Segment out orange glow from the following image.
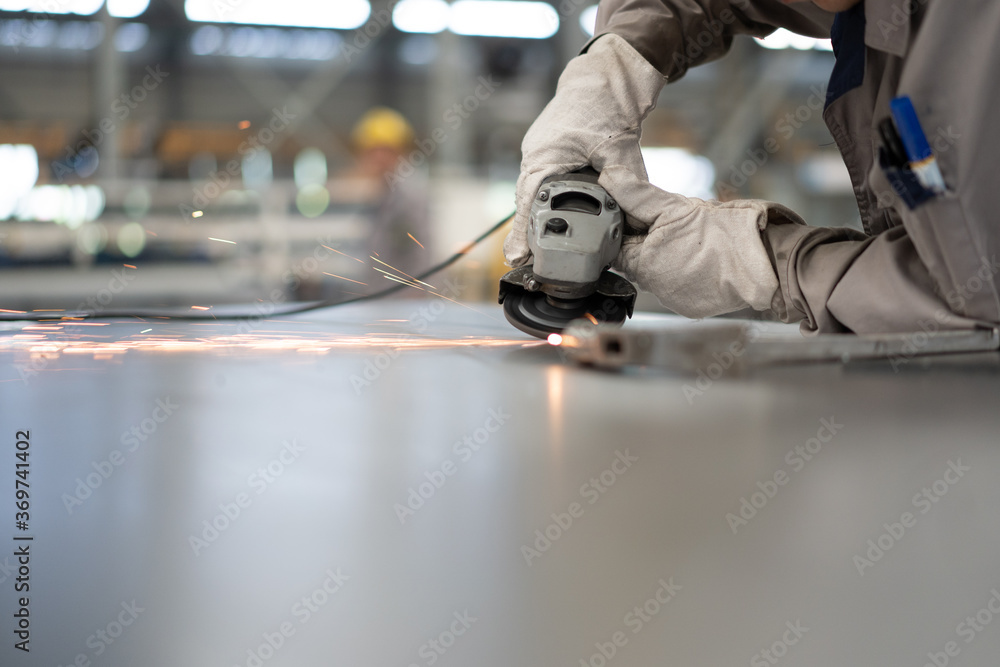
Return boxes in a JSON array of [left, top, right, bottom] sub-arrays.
[[238, 120, 251, 129], [546, 365, 565, 453], [0, 325, 536, 367]]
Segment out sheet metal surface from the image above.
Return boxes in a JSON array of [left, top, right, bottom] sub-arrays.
[[1, 302, 998, 666]]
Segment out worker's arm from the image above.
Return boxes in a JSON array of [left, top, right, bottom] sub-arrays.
[[592, 0, 832, 80], [505, 0, 832, 269], [759, 0, 1000, 334]]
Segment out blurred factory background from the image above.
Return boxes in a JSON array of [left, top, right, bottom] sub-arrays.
[[0, 0, 859, 312]]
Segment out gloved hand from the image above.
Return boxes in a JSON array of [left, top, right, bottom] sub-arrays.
[[504, 33, 665, 267], [602, 167, 805, 319]]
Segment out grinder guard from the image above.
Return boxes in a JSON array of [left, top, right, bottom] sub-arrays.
[[498, 170, 637, 338]]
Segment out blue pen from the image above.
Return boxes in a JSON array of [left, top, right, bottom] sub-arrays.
[[889, 96, 947, 194]]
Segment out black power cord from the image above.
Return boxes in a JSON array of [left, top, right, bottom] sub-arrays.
[[0, 214, 514, 322]]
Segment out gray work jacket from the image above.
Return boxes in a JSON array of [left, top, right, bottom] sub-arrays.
[[593, 0, 1000, 333]]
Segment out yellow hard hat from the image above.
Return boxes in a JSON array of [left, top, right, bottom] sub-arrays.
[[351, 107, 414, 152]]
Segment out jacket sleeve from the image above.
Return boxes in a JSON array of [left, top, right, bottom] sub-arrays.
[[592, 0, 833, 80], [763, 0, 1000, 334]]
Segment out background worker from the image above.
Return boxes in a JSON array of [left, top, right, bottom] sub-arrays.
[[506, 0, 1000, 334], [337, 107, 431, 291]]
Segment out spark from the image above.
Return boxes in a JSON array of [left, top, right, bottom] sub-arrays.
[[584, 313, 599, 325], [322, 272, 367, 286], [321, 245, 366, 264], [372, 266, 419, 285], [191, 211, 203, 219], [141, 329, 152, 333], [238, 120, 251, 129], [123, 264, 137, 269], [208, 237, 236, 244], [407, 233, 424, 249], [547, 333, 563, 345], [369, 256, 435, 289], [191, 306, 211, 311], [147, 230, 158, 236], [0, 309, 26, 313], [33, 309, 64, 312], [383, 274, 425, 290]]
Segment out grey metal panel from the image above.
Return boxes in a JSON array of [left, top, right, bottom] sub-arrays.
[[1, 302, 999, 666]]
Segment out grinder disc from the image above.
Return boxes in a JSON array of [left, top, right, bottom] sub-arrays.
[[502, 291, 627, 339]]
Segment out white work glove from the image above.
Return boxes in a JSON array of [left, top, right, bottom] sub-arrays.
[[604, 167, 804, 319], [509, 32, 798, 319], [504, 33, 665, 266]]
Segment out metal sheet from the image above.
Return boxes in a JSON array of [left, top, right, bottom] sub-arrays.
[[1, 304, 1000, 666]]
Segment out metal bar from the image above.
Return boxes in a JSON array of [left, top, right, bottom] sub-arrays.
[[561, 321, 1000, 372]]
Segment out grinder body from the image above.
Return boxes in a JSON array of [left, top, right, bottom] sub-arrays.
[[498, 170, 637, 338]]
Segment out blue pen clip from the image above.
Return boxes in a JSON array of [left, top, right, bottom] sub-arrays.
[[889, 96, 947, 194]]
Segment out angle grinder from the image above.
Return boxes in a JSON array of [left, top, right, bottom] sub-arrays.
[[498, 169, 637, 339]]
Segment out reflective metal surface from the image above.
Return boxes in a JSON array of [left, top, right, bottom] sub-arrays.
[[2, 304, 999, 666]]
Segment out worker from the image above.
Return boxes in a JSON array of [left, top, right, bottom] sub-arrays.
[[506, 0, 1000, 334], [342, 107, 431, 288]]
